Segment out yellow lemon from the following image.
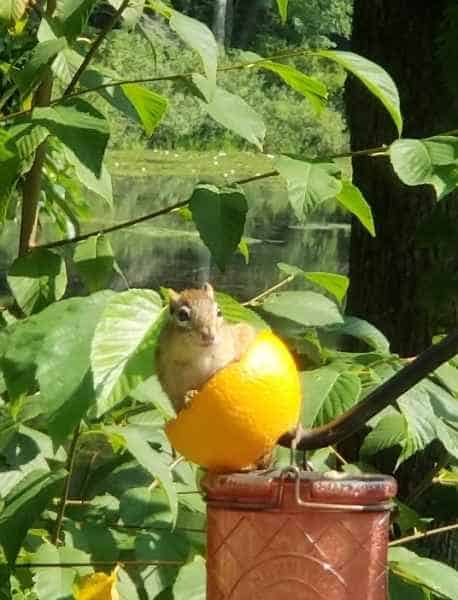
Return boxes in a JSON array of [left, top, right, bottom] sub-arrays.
[[165, 330, 301, 471]]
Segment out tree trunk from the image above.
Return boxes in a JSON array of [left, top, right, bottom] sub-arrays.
[[212, 0, 227, 46], [346, 1, 455, 356]]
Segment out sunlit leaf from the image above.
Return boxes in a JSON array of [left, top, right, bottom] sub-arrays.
[[389, 547, 458, 599], [170, 11, 217, 88], [275, 0, 288, 23], [7, 249, 67, 315], [360, 412, 406, 457], [278, 263, 349, 303], [261, 290, 343, 328], [274, 155, 342, 221], [91, 289, 164, 417], [317, 50, 403, 135], [215, 292, 269, 330], [390, 137, 458, 200], [173, 556, 206, 600], [336, 180, 375, 236], [190, 184, 248, 271], [193, 74, 266, 150], [0, 0, 31, 25], [121, 84, 168, 137]]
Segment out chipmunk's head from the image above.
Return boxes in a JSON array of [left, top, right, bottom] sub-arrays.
[[168, 283, 223, 347]]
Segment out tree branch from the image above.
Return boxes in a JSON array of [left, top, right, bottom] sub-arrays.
[[389, 522, 458, 547], [64, 0, 130, 96]]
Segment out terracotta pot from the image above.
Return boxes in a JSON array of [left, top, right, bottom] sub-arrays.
[[203, 468, 397, 600]]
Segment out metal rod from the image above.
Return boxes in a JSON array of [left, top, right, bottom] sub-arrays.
[[279, 330, 458, 451]]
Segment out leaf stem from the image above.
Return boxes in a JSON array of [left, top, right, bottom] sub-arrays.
[[243, 274, 295, 306], [52, 424, 80, 545], [389, 522, 458, 547]]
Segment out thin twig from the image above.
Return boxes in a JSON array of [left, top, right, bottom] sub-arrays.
[[243, 275, 295, 306], [14, 559, 184, 568], [64, 0, 130, 96], [389, 522, 458, 547], [52, 425, 80, 545], [328, 445, 348, 465]]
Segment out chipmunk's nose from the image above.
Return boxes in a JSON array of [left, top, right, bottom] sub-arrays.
[[201, 328, 215, 345]]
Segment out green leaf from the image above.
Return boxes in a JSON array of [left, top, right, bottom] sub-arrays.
[[110, 425, 178, 524], [0, 468, 66, 563], [193, 74, 266, 150], [215, 292, 269, 331], [389, 547, 458, 599], [130, 376, 175, 418], [59, 0, 99, 40], [275, 0, 288, 23], [258, 61, 327, 112], [91, 289, 164, 417], [390, 137, 458, 200], [0, 129, 20, 223], [360, 412, 407, 457], [120, 486, 166, 526], [170, 11, 217, 88], [0, 292, 114, 443], [317, 50, 403, 135], [312, 370, 362, 427], [336, 180, 375, 236], [121, 84, 168, 137], [0, 0, 30, 25], [13, 38, 67, 95], [7, 249, 67, 315], [173, 556, 206, 600], [189, 184, 248, 271], [389, 572, 429, 600], [32, 100, 109, 177], [274, 155, 342, 221], [277, 263, 349, 303], [32, 544, 91, 599], [73, 235, 114, 293], [300, 366, 340, 427], [7, 123, 49, 163], [324, 316, 390, 352], [434, 361, 458, 396], [397, 387, 438, 465], [261, 290, 343, 328], [62, 145, 113, 205]]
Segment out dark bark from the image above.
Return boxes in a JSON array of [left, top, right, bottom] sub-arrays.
[[346, 1, 457, 356]]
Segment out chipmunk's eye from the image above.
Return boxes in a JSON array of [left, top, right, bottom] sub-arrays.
[[176, 307, 191, 323]]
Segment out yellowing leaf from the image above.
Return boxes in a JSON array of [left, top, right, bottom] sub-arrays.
[[75, 568, 119, 600]]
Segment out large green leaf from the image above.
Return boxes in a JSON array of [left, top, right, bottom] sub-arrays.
[[300, 366, 341, 427], [0, 292, 114, 442], [277, 262, 349, 303], [59, 0, 99, 40], [13, 38, 67, 95], [274, 155, 342, 221], [258, 61, 327, 112], [121, 84, 168, 137], [317, 50, 403, 135], [91, 289, 164, 417], [390, 137, 458, 200], [434, 361, 458, 396], [32, 545, 92, 599], [0, 129, 20, 223], [397, 387, 437, 465], [193, 74, 266, 150], [7, 249, 67, 315], [0, 0, 30, 24], [389, 547, 458, 599], [0, 468, 66, 563], [110, 425, 178, 524], [7, 122, 49, 163], [389, 572, 429, 599], [360, 412, 407, 457], [215, 292, 269, 330], [324, 316, 390, 352], [276, 0, 288, 23], [173, 556, 206, 600], [189, 184, 248, 271], [170, 11, 217, 88], [261, 290, 343, 328], [73, 235, 114, 293], [336, 180, 375, 236], [62, 146, 113, 205], [32, 100, 109, 177]]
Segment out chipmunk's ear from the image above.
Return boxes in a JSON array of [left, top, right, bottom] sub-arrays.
[[168, 288, 180, 309], [202, 282, 214, 299]]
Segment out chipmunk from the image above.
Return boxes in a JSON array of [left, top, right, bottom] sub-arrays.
[[156, 283, 257, 414]]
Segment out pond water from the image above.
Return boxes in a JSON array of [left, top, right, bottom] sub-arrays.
[[0, 151, 350, 300]]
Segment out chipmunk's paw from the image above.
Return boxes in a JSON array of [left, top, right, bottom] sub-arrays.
[[184, 389, 198, 407]]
